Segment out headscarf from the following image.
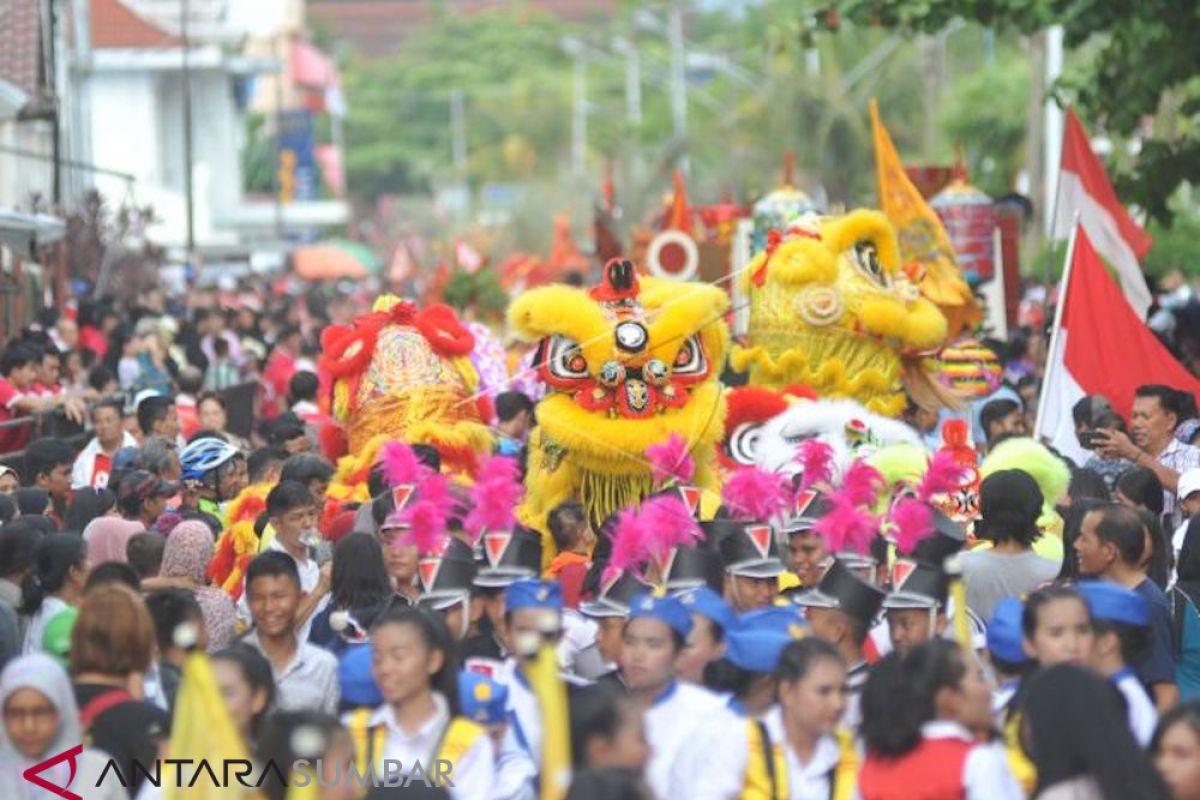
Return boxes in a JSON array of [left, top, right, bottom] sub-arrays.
[[0, 654, 83, 799], [161, 520, 235, 650], [82, 517, 143, 565], [14, 488, 50, 517]]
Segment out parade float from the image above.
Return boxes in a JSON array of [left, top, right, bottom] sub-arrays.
[[507, 257, 730, 538]]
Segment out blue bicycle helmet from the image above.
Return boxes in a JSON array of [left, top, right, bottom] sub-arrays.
[[180, 437, 242, 484]]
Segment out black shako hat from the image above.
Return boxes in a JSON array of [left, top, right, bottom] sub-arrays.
[[793, 557, 885, 628], [473, 525, 543, 588], [712, 518, 786, 579], [882, 559, 948, 610], [779, 489, 832, 535], [417, 538, 477, 611], [579, 570, 653, 619]]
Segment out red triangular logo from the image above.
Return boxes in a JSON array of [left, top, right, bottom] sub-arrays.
[[23, 744, 82, 800], [418, 556, 442, 593], [890, 559, 917, 590], [679, 486, 702, 517], [392, 484, 415, 512], [746, 525, 772, 558], [484, 532, 512, 567], [794, 489, 817, 517]]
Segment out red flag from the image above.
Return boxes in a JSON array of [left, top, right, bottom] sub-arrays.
[[1052, 109, 1153, 316], [1036, 225, 1200, 463]]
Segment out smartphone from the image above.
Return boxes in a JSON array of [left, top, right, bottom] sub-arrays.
[[1079, 430, 1105, 450]]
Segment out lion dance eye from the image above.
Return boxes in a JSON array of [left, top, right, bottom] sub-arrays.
[[671, 335, 708, 377], [546, 336, 590, 381], [853, 241, 889, 287]]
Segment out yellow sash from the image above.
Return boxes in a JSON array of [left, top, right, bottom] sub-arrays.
[[1003, 712, 1037, 795], [742, 719, 858, 800], [348, 707, 485, 797]]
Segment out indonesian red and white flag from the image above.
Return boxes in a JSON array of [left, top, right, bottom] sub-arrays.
[[1051, 109, 1154, 318], [1036, 225, 1200, 464]]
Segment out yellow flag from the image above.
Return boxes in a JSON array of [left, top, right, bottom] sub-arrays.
[[869, 99, 981, 338], [526, 640, 571, 800], [163, 651, 262, 800]]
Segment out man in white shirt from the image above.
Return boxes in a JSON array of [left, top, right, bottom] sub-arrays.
[[242, 550, 339, 715], [235, 480, 330, 642], [71, 398, 137, 489]]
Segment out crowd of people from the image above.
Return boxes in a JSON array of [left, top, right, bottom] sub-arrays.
[[0, 274, 1197, 800]]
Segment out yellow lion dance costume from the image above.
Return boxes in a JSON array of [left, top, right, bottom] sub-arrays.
[[318, 296, 494, 501], [732, 210, 953, 417], [508, 259, 729, 538]]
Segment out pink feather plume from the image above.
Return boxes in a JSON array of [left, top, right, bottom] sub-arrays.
[[645, 434, 696, 487], [639, 495, 703, 562], [722, 466, 791, 522], [381, 441, 432, 488], [841, 460, 885, 508], [602, 507, 649, 584], [890, 497, 935, 555], [795, 439, 835, 490], [464, 456, 524, 543], [813, 491, 879, 556], [416, 472, 456, 519], [917, 450, 967, 502], [397, 500, 448, 555]]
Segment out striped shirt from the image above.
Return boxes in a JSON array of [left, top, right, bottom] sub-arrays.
[[1159, 438, 1200, 519]]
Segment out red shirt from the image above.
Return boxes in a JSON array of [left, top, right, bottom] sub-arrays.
[[262, 350, 297, 418], [859, 737, 972, 800], [0, 378, 30, 454]]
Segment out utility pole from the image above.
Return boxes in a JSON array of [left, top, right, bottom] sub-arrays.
[[612, 37, 642, 126], [181, 0, 196, 255], [450, 89, 467, 175], [668, 2, 688, 173], [562, 36, 587, 175], [1043, 25, 1065, 237]]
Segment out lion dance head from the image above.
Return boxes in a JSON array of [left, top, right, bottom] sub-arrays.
[[732, 210, 954, 417], [508, 259, 729, 535]]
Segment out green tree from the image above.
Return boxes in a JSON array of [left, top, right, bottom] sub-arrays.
[[833, 0, 1200, 225]]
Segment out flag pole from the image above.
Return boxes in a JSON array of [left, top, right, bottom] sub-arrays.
[[1034, 211, 1081, 439]]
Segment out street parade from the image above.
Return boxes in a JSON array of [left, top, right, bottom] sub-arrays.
[[1, 1, 1199, 798]]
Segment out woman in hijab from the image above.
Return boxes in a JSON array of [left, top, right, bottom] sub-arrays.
[[63, 487, 118, 535], [160, 520, 235, 650], [1171, 517, 1200, 701], [0, 654, 125, 799], [82, 517, 143, 565]]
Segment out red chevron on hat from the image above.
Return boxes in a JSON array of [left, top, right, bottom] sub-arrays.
[[418, 556, 442, 593], [746, 524, 772, 559], [483, 531, 512, 567]]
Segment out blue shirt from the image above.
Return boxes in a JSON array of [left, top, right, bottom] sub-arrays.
[[1178, 594, 1200, 702], [1135, 578, 1177, 689]]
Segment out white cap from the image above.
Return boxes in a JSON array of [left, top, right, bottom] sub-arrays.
[[133, 389, 164, 410], [1179, 468, 1200, 502]]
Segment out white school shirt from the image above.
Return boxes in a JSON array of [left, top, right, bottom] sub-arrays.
[[235, 537, 328, 642], [643, 680, 726, 800], [342, 692, 495, 800], [495, 657, 590, 763], [674, 705, 857, 800], [667, 699, 745, 800], [920, 721, 1024, 800], [1114, 669, 1158, 746]]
